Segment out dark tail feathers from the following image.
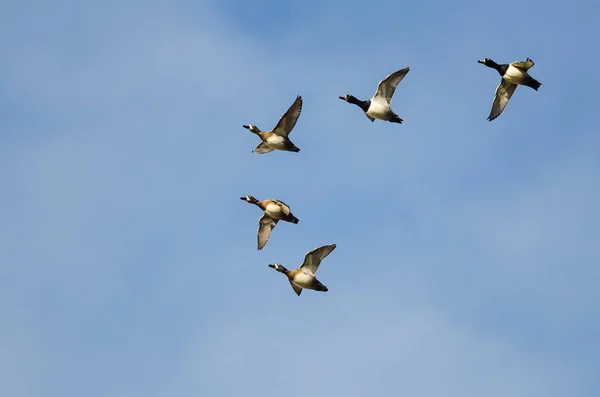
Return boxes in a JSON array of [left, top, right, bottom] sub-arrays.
[[528, 78, 542, 91], [390, 114, 403, 124], [285, 214, 299, 224]]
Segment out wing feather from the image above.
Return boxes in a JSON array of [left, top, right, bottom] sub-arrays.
[[273, 95, 303, 137], [300, 244, 336, 276], [372, 67, 410, 104], [511, 58, 535, 71], [257, 215, 278, 250], [289, 281, 303, 296], [488, 79, 518, 121], [253, 141, 274, 154]]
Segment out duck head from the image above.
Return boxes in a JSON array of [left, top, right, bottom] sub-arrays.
[[339, 94, 357, 102], [242, 124, 261, 134], [268, 263, 289, 274], [240, 195, 258, 204], [478, 58, 498, 68]]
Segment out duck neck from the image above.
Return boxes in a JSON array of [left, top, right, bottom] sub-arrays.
[[348, 96, 371, 113], [489, 60, 507, 76], [277, 266, 289, 275]]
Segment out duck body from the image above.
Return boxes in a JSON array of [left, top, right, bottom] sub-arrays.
[[339, 67, 409, 124], [269, 244, 336, 296], [288, 269, 328, 291], [367, 100, 401, 122], [478, 57, 542, 121], [257, 131, 300, 152], [503, 64, 529, 85], [240, 195, 299, 250], [264, 201, 288, 219], [243, 95, 303, 154]]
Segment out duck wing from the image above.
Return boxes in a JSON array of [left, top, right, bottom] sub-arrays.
[[511, 58, 535, 71], [273, 95, 303, 137], [372, 67, 410, 104], [289, 280, 303, 296], [253, 141, 274, 154], [488, 79, 518, 121], [257, 215, 278, 250], [300, 244, 336, 277]]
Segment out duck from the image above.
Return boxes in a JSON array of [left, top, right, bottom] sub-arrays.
[[240, 195, 299, 250], [339, 67, 410, 123], [478, 57, 542, 121], [268, 244, 336, 296], [243, 95, 302, 154]]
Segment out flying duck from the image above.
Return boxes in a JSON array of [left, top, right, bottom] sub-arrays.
[[478, 57, 542, 121], [240, 195, 299, 250], [243, 95, 302, 154], [269, 244, 336, 296], [339, 67, 410, 123]]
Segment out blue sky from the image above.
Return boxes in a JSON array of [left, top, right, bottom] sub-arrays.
[[1, 0, 599, 396]]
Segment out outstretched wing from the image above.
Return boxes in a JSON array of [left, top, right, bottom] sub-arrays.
[[273, 95, 303, 137], [257, 215, 278, 250], [373, 67, 410, 104], [253, 141, 274, 154], [488, 79, 518, 121], [300, 244, 337, 277], [289, 280, 303, 296], [511, 58, 535, 71]]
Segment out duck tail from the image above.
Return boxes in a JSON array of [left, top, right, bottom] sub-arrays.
[[284, 213, 299, 224], [528, 78, 542, 91], [390, 114, 403, 124]]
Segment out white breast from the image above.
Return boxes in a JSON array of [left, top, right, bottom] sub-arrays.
[[503, 65, 526, 84], [292, 272, 314, 288], [265, 134, 286, 149], [265, 202, 283, 218], [366, 101, 390, 120]]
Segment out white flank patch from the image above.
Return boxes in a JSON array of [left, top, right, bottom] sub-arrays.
[[503, 65, 526, 84], [367, 101, 390, 120]]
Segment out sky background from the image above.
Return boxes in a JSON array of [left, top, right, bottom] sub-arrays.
[[1, 1, 599, 396]]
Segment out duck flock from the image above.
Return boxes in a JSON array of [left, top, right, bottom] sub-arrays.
[[240, 57, 542, 296]]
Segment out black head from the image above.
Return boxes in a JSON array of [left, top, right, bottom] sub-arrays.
[[339, 94, 356, 102], [243, 124, 260, 133], [269, 263, 288, 273], [240, 195, 258, 204], [477, 58, 498, 67]]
